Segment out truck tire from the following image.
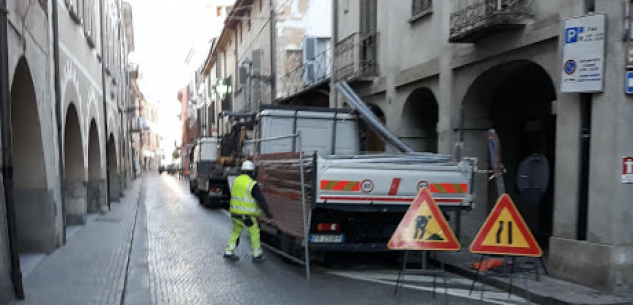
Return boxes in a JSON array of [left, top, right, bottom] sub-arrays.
[[189, 182, 196, 194], [206, 196, 221, 208]]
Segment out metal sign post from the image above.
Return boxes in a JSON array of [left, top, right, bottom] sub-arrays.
[[487, 129, 505, 196]]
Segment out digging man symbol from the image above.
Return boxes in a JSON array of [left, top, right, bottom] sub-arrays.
[[414, 215, 432, 240]]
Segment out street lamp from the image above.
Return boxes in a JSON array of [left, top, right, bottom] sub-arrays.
[[212, 78, 232, 101]]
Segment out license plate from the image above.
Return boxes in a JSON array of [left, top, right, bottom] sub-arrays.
[[310, 234, 345, 243]]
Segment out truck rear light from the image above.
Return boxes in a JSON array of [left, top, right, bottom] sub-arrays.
[[317, 223, 340, 232]]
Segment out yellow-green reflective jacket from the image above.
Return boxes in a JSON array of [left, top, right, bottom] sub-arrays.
[[229, 174, 260, 216]]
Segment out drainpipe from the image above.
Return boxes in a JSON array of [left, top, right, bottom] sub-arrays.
[[99, 0, 111, 210], [269, 0, 276, 104], [0, 0, 24, 299], [577, 0, 595, 241], [330, 0, 338, 109], [51, 0, 67, 245]]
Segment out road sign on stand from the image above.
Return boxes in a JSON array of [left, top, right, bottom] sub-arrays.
[[388, 188, 460, 251], [488, 130, 501, 175], [470, 194, 542, 257], [453, 142, 464, 163]]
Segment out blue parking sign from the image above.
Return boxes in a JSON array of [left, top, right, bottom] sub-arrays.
[[626, 72, 633, 94], [565, 27, 583, 44]]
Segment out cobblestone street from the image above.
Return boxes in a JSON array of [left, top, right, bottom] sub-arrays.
[[141, 174, 528, 305]]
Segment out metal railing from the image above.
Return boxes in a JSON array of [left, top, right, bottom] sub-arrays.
[[279, 49, 332, 98], [335, 32, 378, 82], [450, 0, 532, 38]]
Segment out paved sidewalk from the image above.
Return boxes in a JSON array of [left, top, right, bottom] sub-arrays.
[[436, 251, 633, 305], [11, 178, 144, 305]]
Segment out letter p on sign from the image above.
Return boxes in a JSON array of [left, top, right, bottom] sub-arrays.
[[565, 27, 582, 43]]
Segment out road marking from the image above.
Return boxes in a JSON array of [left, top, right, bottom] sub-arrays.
[[329, 270, 528, 305]]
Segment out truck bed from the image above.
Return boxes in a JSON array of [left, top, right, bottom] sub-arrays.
[[256, 152, 475, 248]]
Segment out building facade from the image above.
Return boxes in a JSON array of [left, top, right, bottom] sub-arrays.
[[140, 98, 160, 171], [202, 0, 331, 131], [329, 0, 633, 293], [1, 0, 135, 302]]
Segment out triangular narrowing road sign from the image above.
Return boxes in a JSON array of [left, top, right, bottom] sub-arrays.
[[470, 194, 542, 257], [388, 188, 460, 251]]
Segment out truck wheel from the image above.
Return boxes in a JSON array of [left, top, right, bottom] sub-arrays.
[[207, 197, 221, 208], [279, 233, 301, 265], [189, 183, 196, 194]]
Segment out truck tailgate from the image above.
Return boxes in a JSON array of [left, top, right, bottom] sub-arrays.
[[316, 155, 474, 209]]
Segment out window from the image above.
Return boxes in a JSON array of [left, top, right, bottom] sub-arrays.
[[239, 24, 242, 43], [411, 0, 432, 20], [259, 0, 263, 12], [246, 11, 251, 31], [83, 0, 96, 47]]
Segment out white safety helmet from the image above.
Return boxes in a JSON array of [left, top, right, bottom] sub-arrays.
[[241, 161, 255, 171]]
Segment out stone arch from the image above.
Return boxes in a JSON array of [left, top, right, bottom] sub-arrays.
[[63, 104, 87, 225], [460, 59, 557, 249], [365, 103, 386, 152], [87, 120, 105, 213], [402, 88, 439, 153], [10, 58, 55, 253]]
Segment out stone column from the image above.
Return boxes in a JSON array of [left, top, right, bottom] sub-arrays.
[[63, 181, 87, 225], [87, 179, 106, 213], [109, 173, 121, 202], [14, 188, 57, 252]]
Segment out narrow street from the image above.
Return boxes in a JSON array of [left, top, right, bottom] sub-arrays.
[[140, 173, 528, 305]]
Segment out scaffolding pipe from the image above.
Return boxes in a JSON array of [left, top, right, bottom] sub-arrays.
[[335, 82, 414, 153]]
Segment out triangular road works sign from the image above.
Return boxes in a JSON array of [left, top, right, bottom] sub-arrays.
[[388, 188, 460, 251], [470, 194, 542, 257]]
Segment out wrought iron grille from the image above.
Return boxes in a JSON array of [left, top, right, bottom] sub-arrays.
[[335, 32, 378, 82], [279, 49, 332, 98], [450, 0, 532, 37], [412, 0, 433, 17]]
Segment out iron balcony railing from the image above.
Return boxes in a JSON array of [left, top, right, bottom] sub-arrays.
[[279, 48, 332, 98], [450, 0, 532, 42], [130, 117, 148, 132], [335, 32, 378, 82]]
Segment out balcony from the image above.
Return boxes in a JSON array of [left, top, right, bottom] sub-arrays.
[[449, 0, 533, 43], [335, 32, 378, 82], [279, 48, 332, 99], [130, 117, 148, 132]]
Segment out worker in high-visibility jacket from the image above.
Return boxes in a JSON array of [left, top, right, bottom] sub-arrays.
[[224, 160, 272, 262]]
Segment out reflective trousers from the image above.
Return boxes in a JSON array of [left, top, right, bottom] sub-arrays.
[[226, 215, 262, 255]]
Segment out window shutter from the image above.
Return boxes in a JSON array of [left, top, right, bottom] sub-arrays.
[[302, 36, 317, 85], [238, 66, 248, 87], [251, 49, 263, 105]]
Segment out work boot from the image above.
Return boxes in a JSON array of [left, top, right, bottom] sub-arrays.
[[252, 254, 265, 263], [223, 250, 237, 260]]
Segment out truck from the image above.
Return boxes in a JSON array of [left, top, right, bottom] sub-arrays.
[[209, 82, 477, 260], [253, 107, 475, 258], [188, 137, 232, 207], [190, 112, 256, 207]]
